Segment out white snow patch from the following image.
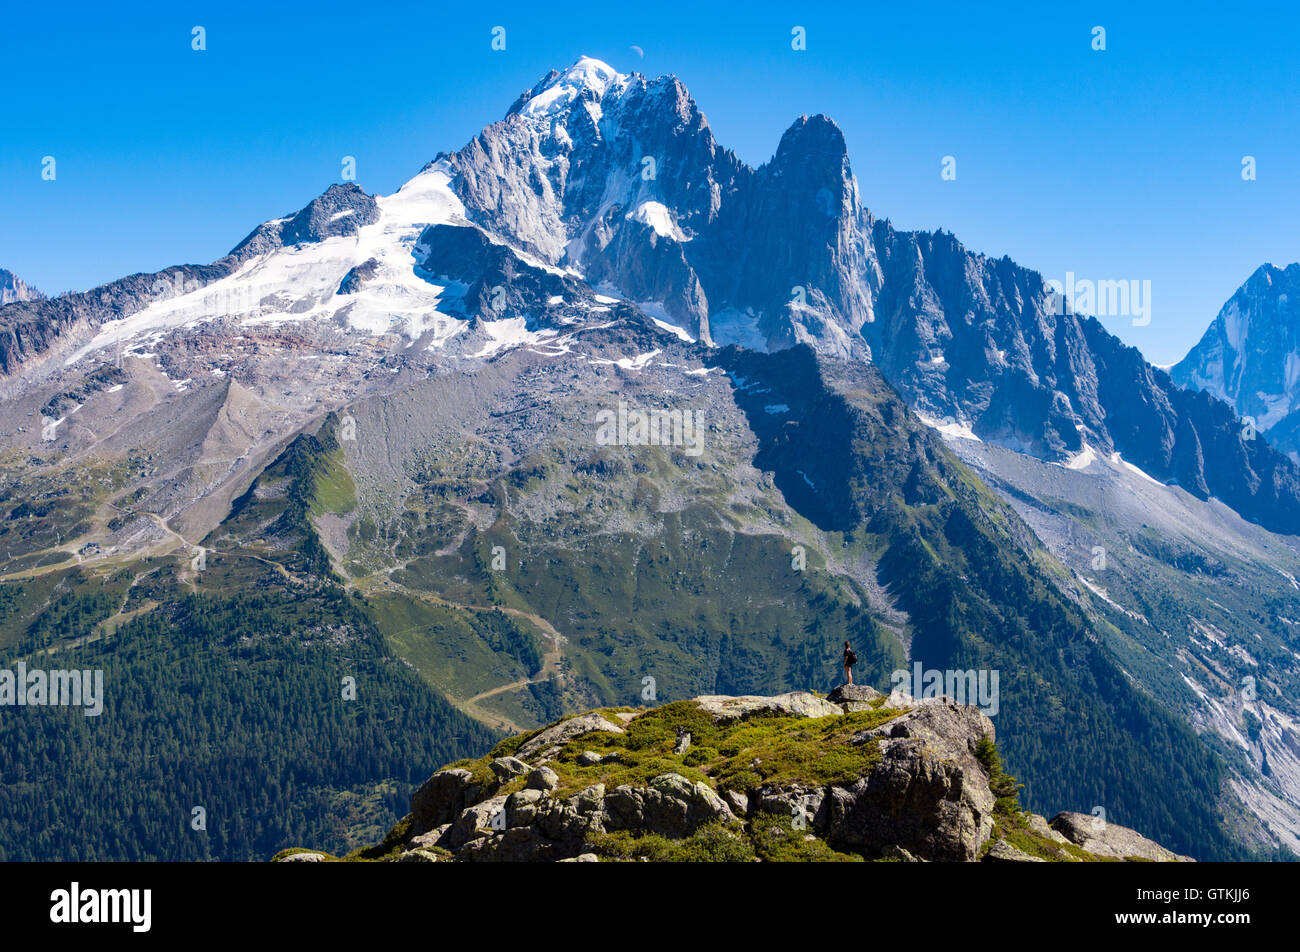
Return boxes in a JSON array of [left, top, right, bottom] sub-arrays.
[[651, 318, 695, 343], [1064, 443, 1098, 470], [917, 411, 982, 443], [472, 317, 557, 358], [627, 201, 688, 241]]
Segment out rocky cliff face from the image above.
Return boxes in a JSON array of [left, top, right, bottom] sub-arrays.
[[276, 689, 1191, 863], [1172, 263, 1300, 458]]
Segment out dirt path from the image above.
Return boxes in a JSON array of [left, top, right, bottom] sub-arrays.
[[353, 574, 566, 733]]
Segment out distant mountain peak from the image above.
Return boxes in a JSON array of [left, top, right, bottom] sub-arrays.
[[1172, 261, 1300, 456], [507, 56, 630, 121], [0, 268, 44, 305]]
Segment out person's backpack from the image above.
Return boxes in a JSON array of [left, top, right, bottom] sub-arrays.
[[845, 647, 857, 666]]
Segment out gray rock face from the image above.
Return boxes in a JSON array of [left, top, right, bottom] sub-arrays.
[[230, 183, 379, 259], [826, 684, 883, 711], [1050, 812, 1195, 862], [490, 756, 531, 782], [337, 257, 378, 294], [753, 784, 829, 830], [526, 765, 560, 792], [823, 701, 998, 862]]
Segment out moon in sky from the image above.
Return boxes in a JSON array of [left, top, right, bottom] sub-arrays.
[[630, 45, 644, 58]]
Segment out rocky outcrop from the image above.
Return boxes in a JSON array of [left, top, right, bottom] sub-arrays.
[[692, 691, 843, 723], [819, 701, 998, 862], [1050, 812, 1195, 862], [289, 692, 1190, 863]]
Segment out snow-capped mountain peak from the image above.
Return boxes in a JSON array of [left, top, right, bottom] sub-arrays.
[[513, 56, 629, 121]]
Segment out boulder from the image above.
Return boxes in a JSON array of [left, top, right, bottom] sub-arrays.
[[1026, 813, 1071, 846], [490, 756, 531, 782], [722, 789, 750, 817], [516, 714, 625, 762], [753, 785, 829, 833], [605, 773, 736, 838], [445, 794, 510, 850], [409, 825, 451, 850], [526, 765, 560, 792], [276, 851, 328, 863], [985, 839, 1046, 863], [827, 684, 884, 711], [410, 767, 479, 834], [691, 692, 842, 724], [1049, 812, 1195, 862], [825, 700, 997, 861]]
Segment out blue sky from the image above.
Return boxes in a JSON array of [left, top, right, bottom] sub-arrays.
[[2, 1, 1297, 365]]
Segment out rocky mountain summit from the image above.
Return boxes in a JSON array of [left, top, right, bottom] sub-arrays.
[[0, 268, 42, 306], [1172, 263, 1300, 459], [275, 689, 1190, 863]]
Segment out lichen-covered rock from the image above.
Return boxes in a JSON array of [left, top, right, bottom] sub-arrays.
[[490, 756, 531, 781], [526, 765, 560, 792], [753, 784, 829, 833], [1026, 813, 1071, 846], [446, 794, 510, 850], [605, 773, 736, 839], [516, 713, 625, 762], [826, 684, 883, 710]]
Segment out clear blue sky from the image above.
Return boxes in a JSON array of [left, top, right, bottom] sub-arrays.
[[3, 0, 1297, 365]]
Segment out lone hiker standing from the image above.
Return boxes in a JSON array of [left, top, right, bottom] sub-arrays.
[[843, 640, 857, 685]]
